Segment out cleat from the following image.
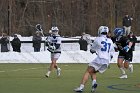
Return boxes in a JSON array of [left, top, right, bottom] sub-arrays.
[[45, 73, 50, 78], [57, 68, 61, 77], [119, 74, 127, 79], [129, 64, 133, 73], [74, 87, 83, 92], [91, 83, 98, 92], [45, 74, 49, 78]]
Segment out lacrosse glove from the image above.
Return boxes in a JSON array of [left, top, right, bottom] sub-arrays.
[[123, 45, 130, 52], [90, 49, 96, 54]]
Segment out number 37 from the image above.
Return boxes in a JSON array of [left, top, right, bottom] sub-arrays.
[[101, 41, 111, 52]]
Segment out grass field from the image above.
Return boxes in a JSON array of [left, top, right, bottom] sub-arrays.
[[0, 63, 140, 93]]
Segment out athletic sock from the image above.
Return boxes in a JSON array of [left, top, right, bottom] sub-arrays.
[[79, 84, 84, 89], [92, 79, 97, 85], [129, 64, 132, 68], [120, 67, 126, 75], [47, 71, 51, 75]]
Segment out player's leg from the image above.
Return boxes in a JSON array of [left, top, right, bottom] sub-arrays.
[[117, 52, 127, 78], [129, 63, 133, 73], [122, 60, 129, 79], [91, 61, 108, 92], [45, 53, 55, 77], [45, 61, 55, 77], [117, 56, 127, 78], [90, 58, 105, 92], [91, 69, 98, 92], [124, 61, 129, 69], [125, 52, 133, 73], [45, 53, 61, 77], [74, 58, 100, 92], [74, 66, 91, 92], [53, 53, 60, 70], [50, 60, 57, 70], [53, 53, 61, 77], [128, 51, 133, 73], [53, 60, 61, 77]]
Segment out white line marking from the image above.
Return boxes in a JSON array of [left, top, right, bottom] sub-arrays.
[[0, 71, 6, 73], [0, 67, 44, 73]]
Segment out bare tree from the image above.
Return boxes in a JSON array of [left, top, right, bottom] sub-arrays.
[[0, 0, 140, 36]]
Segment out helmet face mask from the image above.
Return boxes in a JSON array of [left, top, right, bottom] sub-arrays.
[[98, 26, 109, 36], [51, 26, 59, 34]]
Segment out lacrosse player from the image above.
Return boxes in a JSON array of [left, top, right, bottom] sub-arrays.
[[112, 28, 133, 79], [74, 26, 114, 92], [45, 26, 61, 78]]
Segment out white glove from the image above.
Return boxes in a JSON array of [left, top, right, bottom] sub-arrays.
[[90, 49, 96, 54], [49, 46, 56, 50]]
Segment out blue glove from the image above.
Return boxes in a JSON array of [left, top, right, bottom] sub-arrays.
[[123, 45, 130, 52]]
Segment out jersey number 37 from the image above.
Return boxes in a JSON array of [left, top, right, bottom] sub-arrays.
[[101, 41, 111, 52]]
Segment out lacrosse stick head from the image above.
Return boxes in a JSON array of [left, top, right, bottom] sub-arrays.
[[36, 24, 42, 32]]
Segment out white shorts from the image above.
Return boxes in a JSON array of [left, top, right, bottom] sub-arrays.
[[88, 57, 109, 73], [51, 53, 61, 60]]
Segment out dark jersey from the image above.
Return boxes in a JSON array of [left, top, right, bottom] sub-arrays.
[[112, 36, 133, 61], [111, 36, 132, 52]]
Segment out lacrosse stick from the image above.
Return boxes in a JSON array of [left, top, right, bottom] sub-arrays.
[[35, 24, 49, 51]]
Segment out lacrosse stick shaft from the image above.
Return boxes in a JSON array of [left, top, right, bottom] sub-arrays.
[[40, 31, 47, 51]]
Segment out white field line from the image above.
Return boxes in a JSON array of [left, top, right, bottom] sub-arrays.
[[0, 65, 83, 73], [0, 67, 44, 73]]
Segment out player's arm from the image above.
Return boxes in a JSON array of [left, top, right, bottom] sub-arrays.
[[110, 41, 115, 54], [45, 36, 52, 47], [55, 37, 61, 49], [54, 43, 60, 49], [90, 38, 99, 54], [113, 43, 119, 52], [123, 39, 133, 52]]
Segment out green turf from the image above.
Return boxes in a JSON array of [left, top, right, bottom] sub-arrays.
[[0, 63, 140, 93]]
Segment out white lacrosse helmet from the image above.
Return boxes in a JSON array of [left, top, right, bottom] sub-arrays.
[[51, 26, 59, 31], [98, 26, 109, 36], [51, 26, 59, 34]]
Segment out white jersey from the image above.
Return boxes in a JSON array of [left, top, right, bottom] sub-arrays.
[[46, 34, 62, 53], [91, 35, 114, 62]]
